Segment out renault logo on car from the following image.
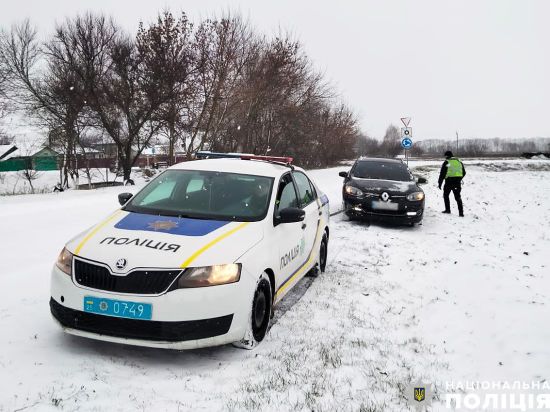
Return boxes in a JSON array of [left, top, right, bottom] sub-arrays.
[[115, 258, 127, 270], [381, 192, 390, 202]]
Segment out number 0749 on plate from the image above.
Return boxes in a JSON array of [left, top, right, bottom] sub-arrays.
[[83, 296, 152, 320]]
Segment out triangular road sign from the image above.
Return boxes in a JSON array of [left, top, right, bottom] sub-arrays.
[[401, 117, 411, 127]]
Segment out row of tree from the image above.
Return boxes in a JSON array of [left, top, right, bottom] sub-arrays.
[[0, 12, 360, 185], [356, 126, 550, 158], [417, 137, 550, 157], [356, 125, 423, 158]]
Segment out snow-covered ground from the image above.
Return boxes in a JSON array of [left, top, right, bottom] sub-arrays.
[[0, 167, 155, 196], [0, 159, 549, 411]]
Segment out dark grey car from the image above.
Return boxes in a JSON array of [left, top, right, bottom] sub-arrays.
[[339, 158, 427, 226]]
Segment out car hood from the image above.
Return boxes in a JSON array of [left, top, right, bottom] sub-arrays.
[[66, 210, 263, 273], [349, 178, 419, 195]]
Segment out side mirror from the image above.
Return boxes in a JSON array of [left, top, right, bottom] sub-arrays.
[[416, 176, 427, 185], [339, 171, 348, 178], [276, 207, 305, 224], [118, 192, 133, 206]]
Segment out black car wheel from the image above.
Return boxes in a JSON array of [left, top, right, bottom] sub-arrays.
[[252, 278, 271, 342], [233, 272, 272, 349], [319, 233, 328, 273]]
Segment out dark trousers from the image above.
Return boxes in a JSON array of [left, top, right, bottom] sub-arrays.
[[443, 179, 463, 215]]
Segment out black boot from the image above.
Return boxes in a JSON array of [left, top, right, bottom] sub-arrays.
[[457, 200, 464, 217]]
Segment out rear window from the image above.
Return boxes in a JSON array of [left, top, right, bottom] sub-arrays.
[[351, 161, 412, 181]]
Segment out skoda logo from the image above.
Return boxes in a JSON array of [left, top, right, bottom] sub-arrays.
[[115, 258, 127, 270], [381, 192, 390, 202]]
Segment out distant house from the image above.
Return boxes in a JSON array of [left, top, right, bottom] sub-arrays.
[[78, 147, 104, 159], [0, 146, 60, 172], [31, 147, 61, 170], [92, 143, 137, 159]]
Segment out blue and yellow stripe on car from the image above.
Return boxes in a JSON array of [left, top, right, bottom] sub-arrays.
[[179, 222, 250, 268], [274, 214, 325, 301], [74, 210, 124, 255]]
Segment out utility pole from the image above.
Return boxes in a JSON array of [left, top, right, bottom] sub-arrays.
[[456, 131, 459, 154]]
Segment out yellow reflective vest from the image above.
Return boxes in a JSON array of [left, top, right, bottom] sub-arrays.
[[446, 158, 464, 178]]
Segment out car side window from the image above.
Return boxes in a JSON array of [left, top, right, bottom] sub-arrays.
[[292, 171, 316, 207], [275, 173, 299, 212]]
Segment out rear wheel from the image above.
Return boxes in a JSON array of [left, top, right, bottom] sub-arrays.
[[308, 231, 329, 277], [319, 232, 328, 273], [233, 272, 272, 349]]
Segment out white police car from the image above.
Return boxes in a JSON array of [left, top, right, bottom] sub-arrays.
[[50, 153, 330, 349]]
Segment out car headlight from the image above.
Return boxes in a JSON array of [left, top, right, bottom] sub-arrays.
[[176, 264, 241, 288], [344, 185, 363, 197], [407, 191, 425, 201], [56, 247, 73, 275]]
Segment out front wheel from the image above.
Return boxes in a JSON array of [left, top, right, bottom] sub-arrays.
[[233, 272, 272, 349]]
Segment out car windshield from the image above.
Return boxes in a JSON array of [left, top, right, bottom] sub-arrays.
[[124, 169, 274, 222], [351, 161, 412, 181]]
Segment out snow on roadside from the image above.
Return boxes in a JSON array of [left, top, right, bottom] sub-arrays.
[[0, 168, 155, 196], [0, 160, 549, 411]]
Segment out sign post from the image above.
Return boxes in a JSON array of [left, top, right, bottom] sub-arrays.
[[400, 117, 413, 165]]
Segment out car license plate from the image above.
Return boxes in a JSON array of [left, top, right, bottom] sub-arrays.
[[372, 200, 398, 211], [83, 296, 152, 320]]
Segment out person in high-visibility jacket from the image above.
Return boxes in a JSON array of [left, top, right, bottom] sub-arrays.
[[438, 150, 466, 216]]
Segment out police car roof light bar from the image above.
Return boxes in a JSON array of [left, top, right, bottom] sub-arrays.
[[196, 151, 293, 166]]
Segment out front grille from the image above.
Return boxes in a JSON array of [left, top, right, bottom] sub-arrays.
[[74, 259, 182, 294], [51, 299, 233, 342]]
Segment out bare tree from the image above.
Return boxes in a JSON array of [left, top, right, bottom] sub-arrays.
[[0, 50, 8, 120], [186, 14, 257, 157], [15, 143, 42, 194], [2, 11, 362, 175], [137, 11, 194, 165], [380, 124, 402, 157], [0, 20, 88, 188], [47, 14, 174, 181]]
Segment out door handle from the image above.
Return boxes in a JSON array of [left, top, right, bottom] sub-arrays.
[[301, 223, 307, 230]]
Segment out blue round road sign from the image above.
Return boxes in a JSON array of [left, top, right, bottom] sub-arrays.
[[401, 137, 413, 149]]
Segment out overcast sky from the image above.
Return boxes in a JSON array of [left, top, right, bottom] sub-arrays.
[[2, 0, 549, 140]]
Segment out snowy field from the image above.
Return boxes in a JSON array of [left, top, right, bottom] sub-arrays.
[[0, 159, 549, 411]]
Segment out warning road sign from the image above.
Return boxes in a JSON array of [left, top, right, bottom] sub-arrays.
[[401, 127, 412, 138]]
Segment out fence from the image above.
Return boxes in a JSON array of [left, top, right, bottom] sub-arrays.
[[0, 154, 189, 173]]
